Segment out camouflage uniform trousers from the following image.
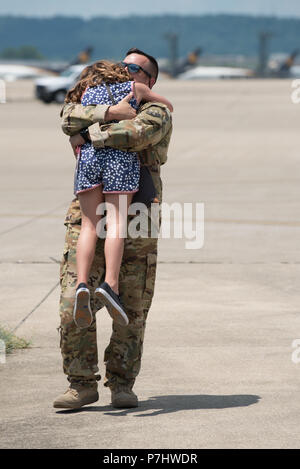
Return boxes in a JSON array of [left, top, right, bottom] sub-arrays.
[[59, 221, 158, 391]]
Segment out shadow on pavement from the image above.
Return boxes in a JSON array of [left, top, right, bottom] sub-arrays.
[[56, 394, 261, 417]]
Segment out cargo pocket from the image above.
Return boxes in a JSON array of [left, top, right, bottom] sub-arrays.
[[142, 252, 157, 309]]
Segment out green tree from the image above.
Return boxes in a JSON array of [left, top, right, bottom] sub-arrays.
[[0, 47, 18, 59], [0, 45, 44, 59]]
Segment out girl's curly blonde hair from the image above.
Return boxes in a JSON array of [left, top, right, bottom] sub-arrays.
[[65, 60, 131, 103]]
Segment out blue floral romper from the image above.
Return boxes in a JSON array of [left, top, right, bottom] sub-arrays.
[[74, 81, 140, 195]]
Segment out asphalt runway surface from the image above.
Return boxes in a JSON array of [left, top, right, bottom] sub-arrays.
[[0, 78, 299, 448]]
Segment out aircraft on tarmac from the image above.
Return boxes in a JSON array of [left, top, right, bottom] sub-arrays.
[[177, 65, 254, 80], [0, 63, 57, 81], [268, 50, 300, 78], [0, 46, 94, 81], [158, 47, 203, 77], [69, 46, 93, 67], [0, 46, 94, 103], [159, 46, 254, 80]]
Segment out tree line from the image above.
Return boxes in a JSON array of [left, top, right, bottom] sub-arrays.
[[0, 14, 299, 60]]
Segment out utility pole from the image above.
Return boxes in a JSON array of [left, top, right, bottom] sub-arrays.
[[164, 33, 179, 78], [257, 31, 273, 77]]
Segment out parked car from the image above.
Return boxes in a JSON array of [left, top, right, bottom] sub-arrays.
[[35, 65, 86, 104]]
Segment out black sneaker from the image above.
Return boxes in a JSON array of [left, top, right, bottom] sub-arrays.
[[73, 283, 93, 328], [95, 282, 129, 326]]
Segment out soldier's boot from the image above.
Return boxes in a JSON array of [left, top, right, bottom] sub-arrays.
[[53, 382, 99, 409], [111, 386, 138, 408]]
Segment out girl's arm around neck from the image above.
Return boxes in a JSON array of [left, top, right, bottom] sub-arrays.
[[133, 82, 174, 112]]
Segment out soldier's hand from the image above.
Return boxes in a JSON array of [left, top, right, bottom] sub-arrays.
[[69, 134, 85, 157], [105, 93, 137, 121]]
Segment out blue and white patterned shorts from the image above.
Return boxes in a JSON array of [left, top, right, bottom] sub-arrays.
[[74, 80, 140, 195], [74, 143, 140, 194]]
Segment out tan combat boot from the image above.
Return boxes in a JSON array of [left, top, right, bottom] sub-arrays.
[[53, 383, 99, 409], [111, 386, 138, 408]]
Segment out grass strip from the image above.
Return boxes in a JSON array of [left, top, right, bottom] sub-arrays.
[[0, 325, 31, 355]]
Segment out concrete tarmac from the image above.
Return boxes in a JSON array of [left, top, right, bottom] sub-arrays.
[[0, 78, 299, 449]]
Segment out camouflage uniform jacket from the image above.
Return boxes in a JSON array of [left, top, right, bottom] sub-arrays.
[[61, 101, 172, 226]]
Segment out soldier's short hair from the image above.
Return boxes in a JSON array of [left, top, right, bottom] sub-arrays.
[[125, 48, 159, 82]]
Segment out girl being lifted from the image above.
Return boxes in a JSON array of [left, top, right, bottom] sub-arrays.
[[65, 60, 173, 329]]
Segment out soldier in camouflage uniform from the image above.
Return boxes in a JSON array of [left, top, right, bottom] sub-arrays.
[[53, 50, 172, 409]]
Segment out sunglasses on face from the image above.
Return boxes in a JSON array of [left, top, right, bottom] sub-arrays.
[[120, 62, 152, 80]]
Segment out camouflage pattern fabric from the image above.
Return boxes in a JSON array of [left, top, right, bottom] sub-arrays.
[[61, 101, 172, 167], [59, 102, 172, 389], [59, 222, 158, 390], [60, 102, 109, 135]]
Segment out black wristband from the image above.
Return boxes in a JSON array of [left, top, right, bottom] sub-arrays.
[[80, 128, 90, 143]]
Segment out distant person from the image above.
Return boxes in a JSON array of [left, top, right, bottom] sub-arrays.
[[54, 48, 173, 410], [64, 60, 173, 330]]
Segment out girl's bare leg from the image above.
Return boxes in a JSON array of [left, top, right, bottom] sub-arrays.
[[76, 187, 105, 287], [104, 193, 133, 294]]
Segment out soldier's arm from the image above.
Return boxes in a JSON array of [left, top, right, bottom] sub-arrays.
[[61, 103, 109, 136], [88, 103, 172, 152], [61, 93, 136, 136]]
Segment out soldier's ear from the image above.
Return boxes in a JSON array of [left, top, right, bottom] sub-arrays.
[[149, 77, 156, 89]]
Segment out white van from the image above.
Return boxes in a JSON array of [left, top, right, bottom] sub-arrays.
[[35, 64, 86, 104]]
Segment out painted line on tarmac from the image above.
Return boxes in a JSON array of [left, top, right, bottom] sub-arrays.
[[206, 218, 300, 227], [158, 260, 300, 264], [0, 202, 69, 236], [1, 215, 299, 228], [12, 281, 60, 333], [0, 214, 64, 219]]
